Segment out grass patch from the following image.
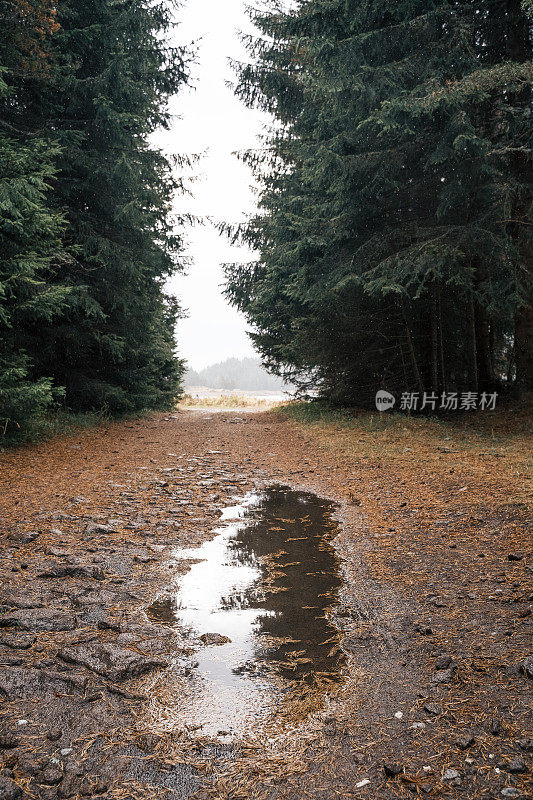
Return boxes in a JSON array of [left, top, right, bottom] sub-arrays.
[[1, 410, 108, 449], [280, 399, 531, 441], [279, 400, 448, 440], [281, 400, 438, 430], [279, 400, 532, 492]]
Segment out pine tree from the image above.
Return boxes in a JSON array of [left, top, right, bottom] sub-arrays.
[[228, 0, 532, 404], [0, 0, 69, 437], [30, 0, 190, 413], [1, 0, 190, 436]]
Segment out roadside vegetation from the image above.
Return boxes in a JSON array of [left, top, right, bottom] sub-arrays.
[[0, 410, 108, 448]]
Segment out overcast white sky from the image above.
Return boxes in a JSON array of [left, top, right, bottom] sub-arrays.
[[156, 0, 270, 371]]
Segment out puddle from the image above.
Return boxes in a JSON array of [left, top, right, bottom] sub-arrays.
[[147, 486, 344, 738]]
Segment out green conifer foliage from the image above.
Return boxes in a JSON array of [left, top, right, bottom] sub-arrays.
[[0, 0, 68, 436], [33, 0, 189, 413], [227, 0, 532, 404], [1, 0, 190, 436]]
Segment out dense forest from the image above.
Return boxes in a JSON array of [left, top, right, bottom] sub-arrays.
[[2, 1, 532, 439], [226, 0, 532, 406], [184, 357, 291, 391], [0, 0, 189, 437]]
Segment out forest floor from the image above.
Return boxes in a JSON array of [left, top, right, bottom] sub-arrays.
[[0, 402, 531, 800]]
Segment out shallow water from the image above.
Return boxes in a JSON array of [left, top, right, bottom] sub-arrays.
[[147, 485, 343, 737]]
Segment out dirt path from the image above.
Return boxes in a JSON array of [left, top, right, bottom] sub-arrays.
[[0, 409, 531, 800]]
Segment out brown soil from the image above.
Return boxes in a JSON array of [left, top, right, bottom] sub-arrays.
[[0, 406, 531, 800]]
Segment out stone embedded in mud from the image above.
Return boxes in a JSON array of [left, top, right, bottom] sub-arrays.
[[0, 668, 87, 700], [0, 609, 76, 632], [0, 634, 35, 650], [0, 733, 20, 750], [9, 530, 40, 545], [383, 763, 403, 777], [423, 702, 440, 716], [434, 654, 452, 670], [84, 522, 118, 536], [506, 757, 528, 774], [40, 767, 63, 786], [455, 733, 475, 750], [199, 632, 232, 646], [518, 737, 533, 753], [442, 769, 461, 781], [0, 776, 21, 800], [431, 665, 457, 685], [38, 564, 105, 580], [58, 642, 168, 681], [44, 547, 73, 557]]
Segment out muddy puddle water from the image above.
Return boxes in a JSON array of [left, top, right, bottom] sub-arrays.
[[147, 486, 343, 738]]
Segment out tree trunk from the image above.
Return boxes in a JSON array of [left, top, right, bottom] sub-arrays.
[[402, 303, 424, 393], [515, 295, 533, 391], [430, 283, 439, 392], [438, 288, 446, 393], [475, 302, 495, 388], [467, 291, 478, 392]]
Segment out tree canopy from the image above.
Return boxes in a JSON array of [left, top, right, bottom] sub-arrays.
[[226, 0, 532, 406], [0, 0, 190, 437]]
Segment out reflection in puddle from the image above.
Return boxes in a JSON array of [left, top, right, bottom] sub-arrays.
[[147, 486, 343, 738]]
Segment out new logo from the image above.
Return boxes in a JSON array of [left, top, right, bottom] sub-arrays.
[[375, 390, 396, 411]]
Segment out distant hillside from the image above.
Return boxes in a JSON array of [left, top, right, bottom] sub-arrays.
[[184, 357, 291, 392]]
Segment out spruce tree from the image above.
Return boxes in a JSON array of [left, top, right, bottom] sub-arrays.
[[0, 0, 69, 437], [31, 0, 190, 413], [228, 0, 532, 404]]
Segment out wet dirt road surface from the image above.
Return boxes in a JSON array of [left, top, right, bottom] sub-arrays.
[[0, 409, 531, 800]]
